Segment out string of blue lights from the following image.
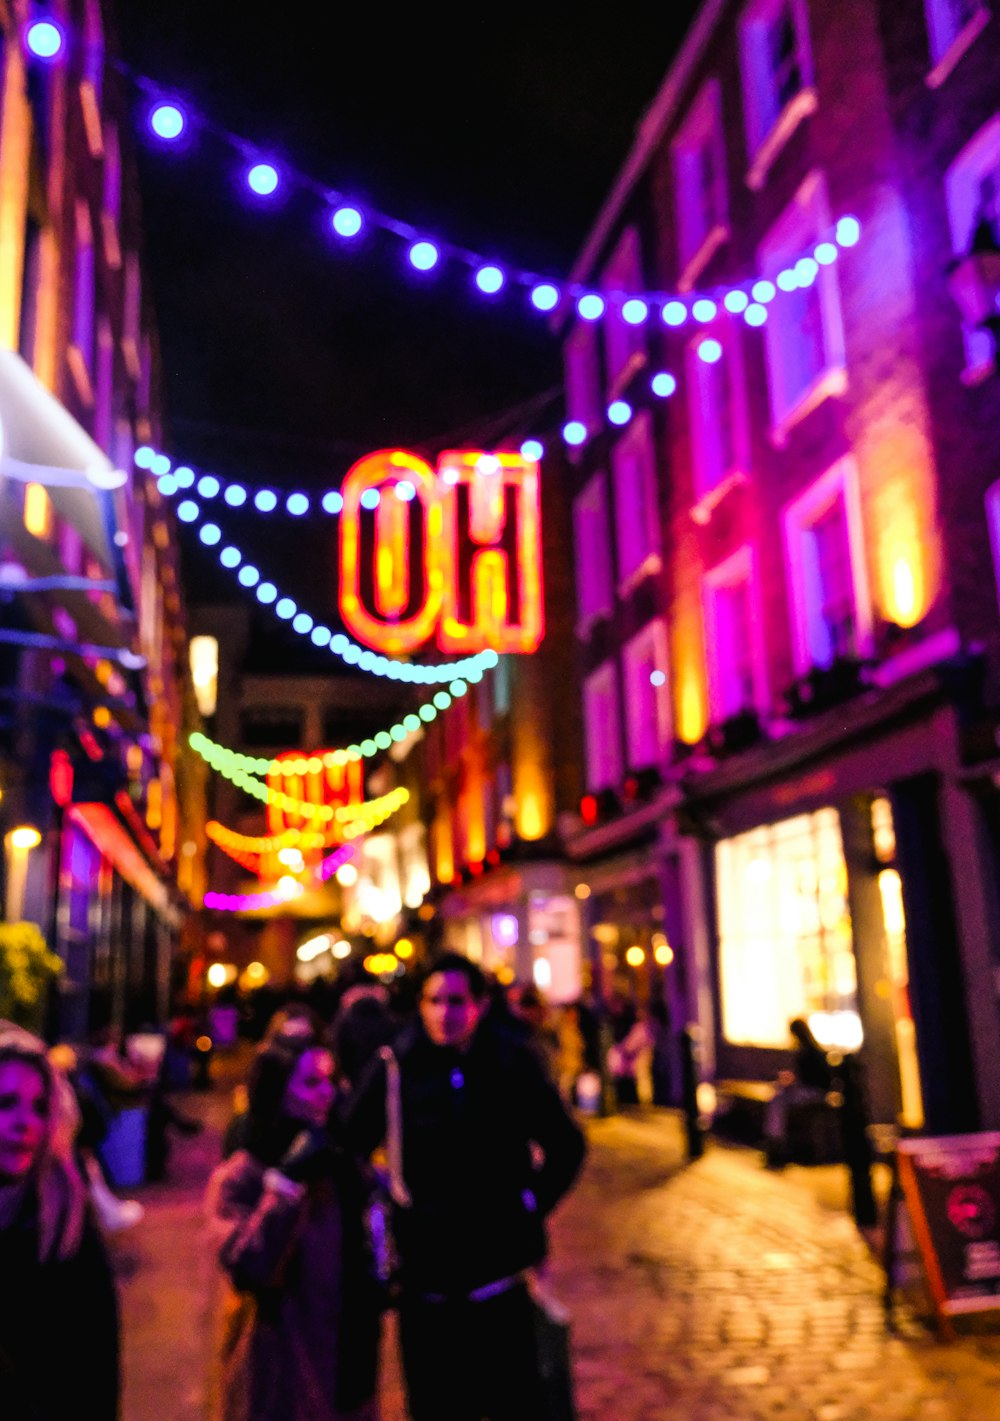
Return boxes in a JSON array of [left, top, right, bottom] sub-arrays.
[[24, 16, 861, 331]]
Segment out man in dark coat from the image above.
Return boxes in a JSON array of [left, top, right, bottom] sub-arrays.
[[345, 951, 586, 1421]]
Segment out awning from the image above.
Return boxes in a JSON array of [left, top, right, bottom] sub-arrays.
[[0, 349, 127, 579], [68, 801, 181, 927]]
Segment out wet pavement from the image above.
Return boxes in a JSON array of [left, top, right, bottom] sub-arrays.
[[113, 1060, 1000, 1420]]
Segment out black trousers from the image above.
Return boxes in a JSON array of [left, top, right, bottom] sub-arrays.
[[398, 1282, 547, 1421]]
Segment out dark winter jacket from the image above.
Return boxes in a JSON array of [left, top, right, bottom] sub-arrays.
[[0, 1200, 119, 1420], [344, 1019, 586, 1296], [206, 1144, 380, 1421]]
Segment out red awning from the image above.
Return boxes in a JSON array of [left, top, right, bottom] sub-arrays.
[[68, 802, 179, 925]]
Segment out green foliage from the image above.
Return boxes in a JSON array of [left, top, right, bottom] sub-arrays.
[[0, 922, 62, 1033]]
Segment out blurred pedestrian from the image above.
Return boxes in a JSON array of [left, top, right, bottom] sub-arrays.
[[0, 1023, 120, 1418], [506, 981, 559, 1080], [763, 1016, 836, 1168], [607, 1005, 654, 1106], [346, 951, 586, 1421], [221, 1005, 322, 1160], [330, 981, 398, 1093], [206, 1036, 380, 1421]]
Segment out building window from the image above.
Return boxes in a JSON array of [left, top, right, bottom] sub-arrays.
[[686, 325, 747, 499], [610, 412, 660, 589], [673, 80, 728, 286], [583, 660, 623, 791], [945, 115, 1000, 381], [622, 620, 671, 768], [758, 172, 846, 435], [739, 0, 816, 188], [601, 226, 644, 388], [783, 457, 872, 674], [925, 0, 990, 81], [703, 546, 766, 719], [716, 808, 858, 1049], [564, 321, 602, 438], [573, 472, 614, 628]]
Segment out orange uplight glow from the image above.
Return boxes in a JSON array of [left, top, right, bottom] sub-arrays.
[[264, 753, 363, 878], [339, 449, 443, 655], [337, 448, 544, 657]]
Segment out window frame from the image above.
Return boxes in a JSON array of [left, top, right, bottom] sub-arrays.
[[739, 0, 817, 191], [573, 471, 615, 632], [601, 225, 646, 391], [944, 114, 1000, 384], [621, 619, 672, 769], [609, 411, 661, 593], [925, 0, 991, 87], [582, 659, 624, 792], [758, 170, 847, 440], [782, 456, 873, 675], [672, 78, 729, 290], [686, 320, 749, 503], [702, 545, 769, 721], [564, 320, 602, 446]]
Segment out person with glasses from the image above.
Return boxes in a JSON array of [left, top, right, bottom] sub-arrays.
[[345, 951, 586, 1421]]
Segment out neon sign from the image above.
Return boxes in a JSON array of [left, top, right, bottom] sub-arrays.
[[338, 448, 544, 656]]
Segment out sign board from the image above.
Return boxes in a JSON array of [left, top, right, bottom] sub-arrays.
[[896, 1132, 1000, 1329]]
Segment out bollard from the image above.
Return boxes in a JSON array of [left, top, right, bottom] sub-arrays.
[[678, 1023, 705, 1161], [837, 1053, 877, 1228]]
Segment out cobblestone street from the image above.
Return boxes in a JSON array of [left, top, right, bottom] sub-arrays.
[[115, 1073, 1000, 1420]]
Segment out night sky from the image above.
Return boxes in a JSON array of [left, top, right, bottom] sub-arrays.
[[115, 3, 700, 653]]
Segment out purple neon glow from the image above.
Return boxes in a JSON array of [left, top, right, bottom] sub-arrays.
[[149, 103, 186, 141], [25, 19, 63, 60], [204, 881, 305, 912]]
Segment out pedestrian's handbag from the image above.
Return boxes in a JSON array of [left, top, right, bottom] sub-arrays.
[[531, 1277, 577, 1421], [364, 1046, 411, 1302]]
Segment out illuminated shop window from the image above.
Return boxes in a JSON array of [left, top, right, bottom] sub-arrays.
[[583, 659, 623, 791], [739, 0, 816, 185], [716, 807, 859, 1049], [621, 620, 671, 767], [573, 472, 614, 627], [703, 545, 766, 719], [610, 412, 660, 589], [686, 324, 747, 497]]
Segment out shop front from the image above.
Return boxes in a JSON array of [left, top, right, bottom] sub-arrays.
[[677, 673, 999, 1135]]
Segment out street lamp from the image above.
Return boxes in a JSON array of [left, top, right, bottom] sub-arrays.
[[4, 825, 42, 921], [947, 206, 1000, 366]]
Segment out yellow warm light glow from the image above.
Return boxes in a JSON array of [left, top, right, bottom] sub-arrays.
[[625, 945, 646, 968], [574, 884, 591, 900], [653, 939, 674, 966], [8, 825, 42, 851], [93, 706, 111, 729], [335, 862, 359, 887], [333, 939, 352, 959], [242, 961, 269, 986], [206, 962, 229, 989], [23, 483, 51, 538], [395, 938, 414, 959], [678, 674, 706, 744], [884, 543, 925, 629], [364, 952, 398, 976], [146, 777, 163, 832], [190, 636, 220, 717], [0, 56, 32, 352], [516, 790, 547, 842]]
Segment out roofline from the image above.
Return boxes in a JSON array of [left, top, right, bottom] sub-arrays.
[[554, 0, 728, 333]]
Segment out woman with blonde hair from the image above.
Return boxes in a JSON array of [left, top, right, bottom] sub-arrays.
[[0, 1022, 120, 1418]]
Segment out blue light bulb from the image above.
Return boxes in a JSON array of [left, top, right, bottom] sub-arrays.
[[311, 625, 332, 647], [149, 103, 186, 141], [275, 597, 296, 619], [814, 242, 838, 266], [322, 490, 343, 514], [224, 484, 247, 507], [577, 294, 605, 322], [157, 475, 178, 497], [292, 612, 313, 635], [698, 339, 723, 364], [563, 421, 587, 446], [247, 163, 279, 197], [530, 283, 559, 312], [331, 635, 348, 655], [724, 290, 749, 314], [256, 582, 277, 604], [394, 481, 416, 502], [662, 300, 687, 326], [197, 475, 220, 498], [409, 241, 439, 271], [286, 493, 309, 516], [238, 565, 260, 587], [360, 488, 381, 510], [177, 500, 199, 523], [254, 489, 278, 513], [25, 20, 63, 60], [331, 206, 363, 238], [744, 303, 768, 327], [199, 523, 221, 545], [151, 454, 172, 476], [607, 400, 632, 425], [776, 268, 798, 292], [651, 372, 677, 398], [520, 439, 544, 462], [220, 546, 242, 568], [135, 446, 156, 469], [173, 466, 195, 488], [836, 216, 861, 248], [692, 298, 718, 323], [475, 265, 505, 294], [622, 299, 648, 326], [751, 279, 776, 304], [795, 257, 819, 287], [359, 651, 376, 671]]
